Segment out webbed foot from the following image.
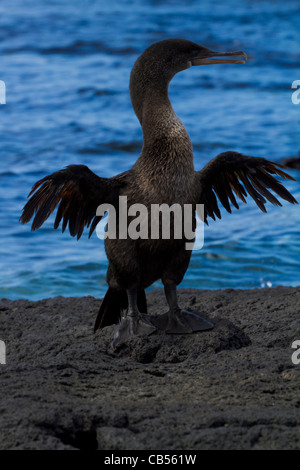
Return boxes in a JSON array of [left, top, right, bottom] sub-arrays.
[[166, 309, 214, 334], [151, 309, 214, 334], [111, 313, 156, 349]]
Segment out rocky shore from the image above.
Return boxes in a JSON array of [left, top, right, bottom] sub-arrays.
[[0, 286, 299, 450]]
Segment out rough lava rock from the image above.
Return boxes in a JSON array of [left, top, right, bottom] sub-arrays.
[[0, 287, 299, 450]]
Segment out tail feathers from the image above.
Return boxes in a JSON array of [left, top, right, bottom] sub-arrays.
[[93, 287, 147, 332], [94, 288, 126, 332]]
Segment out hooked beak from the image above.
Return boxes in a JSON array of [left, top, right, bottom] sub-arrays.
[[191, 49, 247, 66]]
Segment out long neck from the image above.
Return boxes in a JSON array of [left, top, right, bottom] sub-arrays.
[[141, 85, 179, 147], [130, 72, 194, 170]]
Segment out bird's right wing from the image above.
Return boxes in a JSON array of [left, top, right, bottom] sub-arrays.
[[19, 164, 127, 239]]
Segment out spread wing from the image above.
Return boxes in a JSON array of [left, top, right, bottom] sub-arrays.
[[19, 164, 127, 239], [197, 151, 297, 224]]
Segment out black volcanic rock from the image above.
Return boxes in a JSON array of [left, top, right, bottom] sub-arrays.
[[0, 287, 300, 450], [282, 156, 300, 170]]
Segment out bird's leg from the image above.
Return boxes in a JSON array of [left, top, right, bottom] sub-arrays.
[[111, 287, 156, 349], [162, 282, 214, 334]]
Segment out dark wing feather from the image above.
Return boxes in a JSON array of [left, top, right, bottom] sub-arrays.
[[19, 164, 126, 239], [197, 151, 297, 224]]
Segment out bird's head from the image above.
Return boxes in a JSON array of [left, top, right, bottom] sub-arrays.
[[138, 38, 247, 77], [130, 39, 247, 123]]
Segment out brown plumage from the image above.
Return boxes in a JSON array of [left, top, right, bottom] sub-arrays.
[[198, 152, 296, 223], [20, 165, 126, 239], [20, 39, 297, 348]]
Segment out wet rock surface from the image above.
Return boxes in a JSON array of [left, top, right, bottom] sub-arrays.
[[0, 287, 300, 450]]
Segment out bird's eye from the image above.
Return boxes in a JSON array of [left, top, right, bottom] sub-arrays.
[[192, 50, 199, 57]]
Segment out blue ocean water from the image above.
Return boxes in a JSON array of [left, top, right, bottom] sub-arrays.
[[0, 0, 299, 300]]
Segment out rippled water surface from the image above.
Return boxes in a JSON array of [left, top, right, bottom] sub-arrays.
[[0, 0, 299, 300]]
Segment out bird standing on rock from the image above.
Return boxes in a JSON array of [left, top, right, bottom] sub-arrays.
[[20, 39, 298, 348]]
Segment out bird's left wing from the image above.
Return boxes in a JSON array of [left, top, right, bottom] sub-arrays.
[[19, 164, 127, 239], [196, 151, 297, 224]]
